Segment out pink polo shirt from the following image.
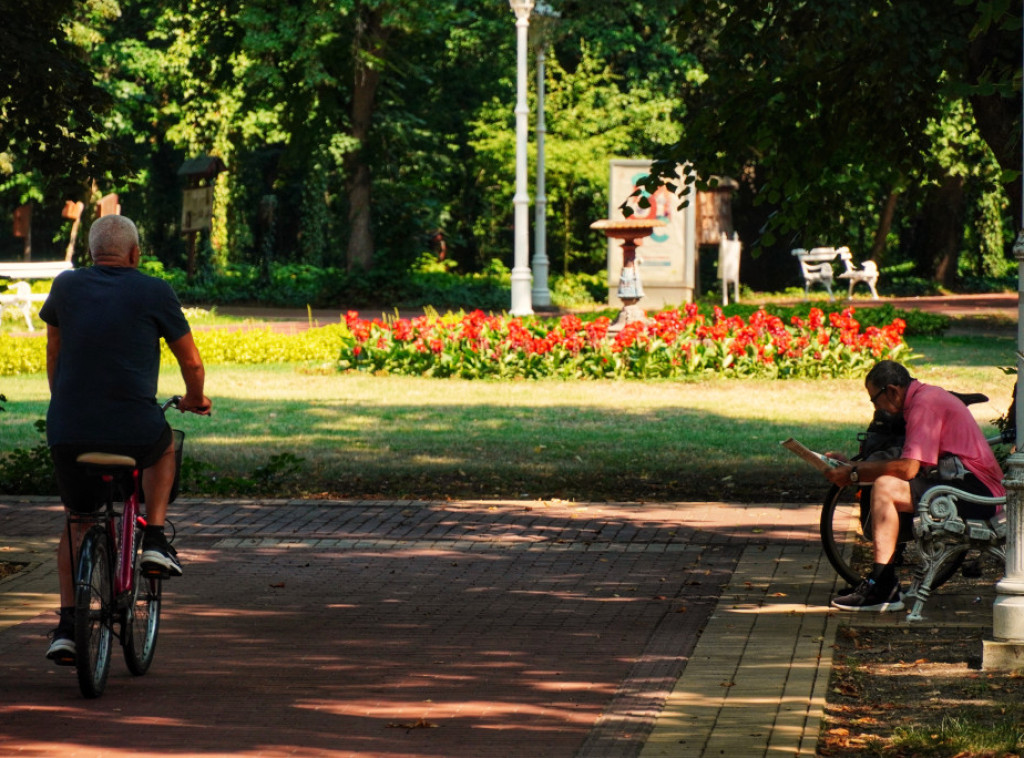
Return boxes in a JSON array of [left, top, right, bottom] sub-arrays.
[[902, 380, 1005, 497]]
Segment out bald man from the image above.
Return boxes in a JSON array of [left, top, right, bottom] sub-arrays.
[[40, 214, 211, 664]]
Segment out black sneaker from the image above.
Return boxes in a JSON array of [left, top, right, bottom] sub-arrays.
[[831, 578, 904, 612], [141, 537, 183, 577], [46, 612, 76, 665]]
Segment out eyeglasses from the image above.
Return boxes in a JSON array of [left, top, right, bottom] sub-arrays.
[[869, 386, 888, 405]]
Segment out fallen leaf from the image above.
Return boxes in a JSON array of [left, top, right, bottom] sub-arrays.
[[270, 582, 285, 588]]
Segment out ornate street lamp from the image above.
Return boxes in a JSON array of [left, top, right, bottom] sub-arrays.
[[508, 0, 535, 316], [530, 2, 559, 309]]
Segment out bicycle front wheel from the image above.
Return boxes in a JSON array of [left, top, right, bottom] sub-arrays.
[[123, 531, 162, 675], [820, 484, 965, 591], [74, 527, 114, 698], [820, 484, 871, 587]]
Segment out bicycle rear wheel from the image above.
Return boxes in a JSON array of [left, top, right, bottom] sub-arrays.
[[820, 484, 964, 590], [123, 529, 162, 675], [74, 527, 114, 698]]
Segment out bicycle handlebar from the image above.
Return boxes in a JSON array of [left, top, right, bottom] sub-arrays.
[[161, 395, 211, 415], [161, 396, 183, 412]]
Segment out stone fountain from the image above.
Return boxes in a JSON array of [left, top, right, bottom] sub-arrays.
[[590, 217, 666, 332]]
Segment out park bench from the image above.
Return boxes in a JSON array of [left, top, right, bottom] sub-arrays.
[[792, 246, 881, 301], [835, 247, 880, 299], [905, 484, 1007, 622], [791, 247, 838, 300], [0, 260, 72, 331], [718, 233, 741, 306]]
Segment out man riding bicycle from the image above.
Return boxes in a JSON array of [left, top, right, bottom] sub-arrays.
[[40, 214, 212, 664]]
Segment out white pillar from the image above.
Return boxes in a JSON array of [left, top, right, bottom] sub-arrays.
[[984, 232, 1024, 669], [982, 7, 1024, 669], [509, 1, 534, 316], [531, 44, 551, 308]]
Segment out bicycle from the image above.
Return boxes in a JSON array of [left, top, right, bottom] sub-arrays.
[[68, 396, 186, 698], [819, 391, 1014, 589]]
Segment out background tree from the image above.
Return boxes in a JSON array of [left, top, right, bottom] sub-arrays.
[[649, 0, 1021, 288]]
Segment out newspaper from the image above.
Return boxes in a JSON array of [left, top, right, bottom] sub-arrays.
[[780, 437, 841, 473]]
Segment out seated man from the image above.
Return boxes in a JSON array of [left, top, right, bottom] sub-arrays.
[[40, 214, 211, 664], [824, 359, 1004, 612]]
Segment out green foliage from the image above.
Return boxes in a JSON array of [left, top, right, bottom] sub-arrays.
[[181, 452, 306, 497], [0, 419, 56, 494], [0, 335, 47, 375], [550, 272, 606, 309], [653, 1, 1019, 285], [0, 0, 123, 182], [892, 713, 1024, 755], [171, 324, 350, 365], [469, 42, 686, 273]]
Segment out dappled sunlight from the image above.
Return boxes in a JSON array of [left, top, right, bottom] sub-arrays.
[[295, 697, 605, 727]]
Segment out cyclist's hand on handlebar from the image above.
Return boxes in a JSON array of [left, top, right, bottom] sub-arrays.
[[178, 394, 212, 415]]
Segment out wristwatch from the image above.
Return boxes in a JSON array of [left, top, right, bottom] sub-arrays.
[[849, 466, 859, 484]]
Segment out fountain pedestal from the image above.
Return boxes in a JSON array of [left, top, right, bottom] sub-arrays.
[[591, 218, 666, 332]]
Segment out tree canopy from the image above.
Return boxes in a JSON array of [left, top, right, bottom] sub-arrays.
[[0, 0, 1020, 293]]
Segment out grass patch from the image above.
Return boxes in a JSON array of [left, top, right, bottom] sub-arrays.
[[1, 331, 1014, 501]]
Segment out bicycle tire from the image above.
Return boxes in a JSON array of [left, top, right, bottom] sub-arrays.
[[74, 527, 114, 698], [123, 529, 162, 675], [820, 484, 964, 590]]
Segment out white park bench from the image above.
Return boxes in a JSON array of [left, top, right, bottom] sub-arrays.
[[835, 247, 880, 299], [718, 233, 741, 306], [792, 246, 880, 301], [905, 484, 1007, 622], [0, 260, 73, 330], [791, 247, 838, 300]]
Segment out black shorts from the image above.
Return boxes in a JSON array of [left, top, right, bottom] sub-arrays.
[[909, 472, 998, 520], [51, 424, 173, 513]]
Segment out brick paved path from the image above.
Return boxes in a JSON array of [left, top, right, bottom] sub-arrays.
[[0, 497, 820, 757]]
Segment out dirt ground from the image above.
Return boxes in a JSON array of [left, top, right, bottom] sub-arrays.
[[820, 559, 1024, 758]]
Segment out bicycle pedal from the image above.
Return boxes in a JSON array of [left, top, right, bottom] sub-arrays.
[[142, 566, 169, 579]]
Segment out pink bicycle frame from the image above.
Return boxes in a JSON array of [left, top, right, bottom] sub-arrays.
[[103, 467, 147, 596]]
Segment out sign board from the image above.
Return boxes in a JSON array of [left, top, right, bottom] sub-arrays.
[[607, 160, 696, 308], [12, 204, 31, 238], [181, 187, 214, 232], [96, 193, 120, 217]]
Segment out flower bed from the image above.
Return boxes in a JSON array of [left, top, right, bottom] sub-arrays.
[[338, 304, 909, 380]]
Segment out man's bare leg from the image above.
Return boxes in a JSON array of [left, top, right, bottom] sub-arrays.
[[139, 441, 182, 575]]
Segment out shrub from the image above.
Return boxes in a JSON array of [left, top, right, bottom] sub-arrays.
[[0, 334, 46, 374]]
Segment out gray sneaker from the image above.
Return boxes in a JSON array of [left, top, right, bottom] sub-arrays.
[[141, 540, 183, 577], [46, 617, 76, 666], [831, 578, 904, 612]]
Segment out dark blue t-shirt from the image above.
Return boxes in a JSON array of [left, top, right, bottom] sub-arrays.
[[40, 266, 191, 447]]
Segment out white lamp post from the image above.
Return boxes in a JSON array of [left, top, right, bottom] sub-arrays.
[[509, 0, 534, 316], [983, 11, 1024, 669], [530, 2, 559, 309]]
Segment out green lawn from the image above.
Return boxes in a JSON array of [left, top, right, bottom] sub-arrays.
[[1, 333, 1016, 502]]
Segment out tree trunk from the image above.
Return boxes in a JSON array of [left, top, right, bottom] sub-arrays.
[[869, 189, 899, 263], [967, 19, 1023, 232], [345, 5, 388, 273], [912, 174, 965, 288]]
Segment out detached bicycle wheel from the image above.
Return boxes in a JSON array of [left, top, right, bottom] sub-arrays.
[[820, 484, 964, 590], [74, 527, 114, 698], [123, 532, 162, 675]]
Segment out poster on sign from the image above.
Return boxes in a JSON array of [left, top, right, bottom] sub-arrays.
[[606, 160, 696, 308], [181, 187, 214, 232]]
